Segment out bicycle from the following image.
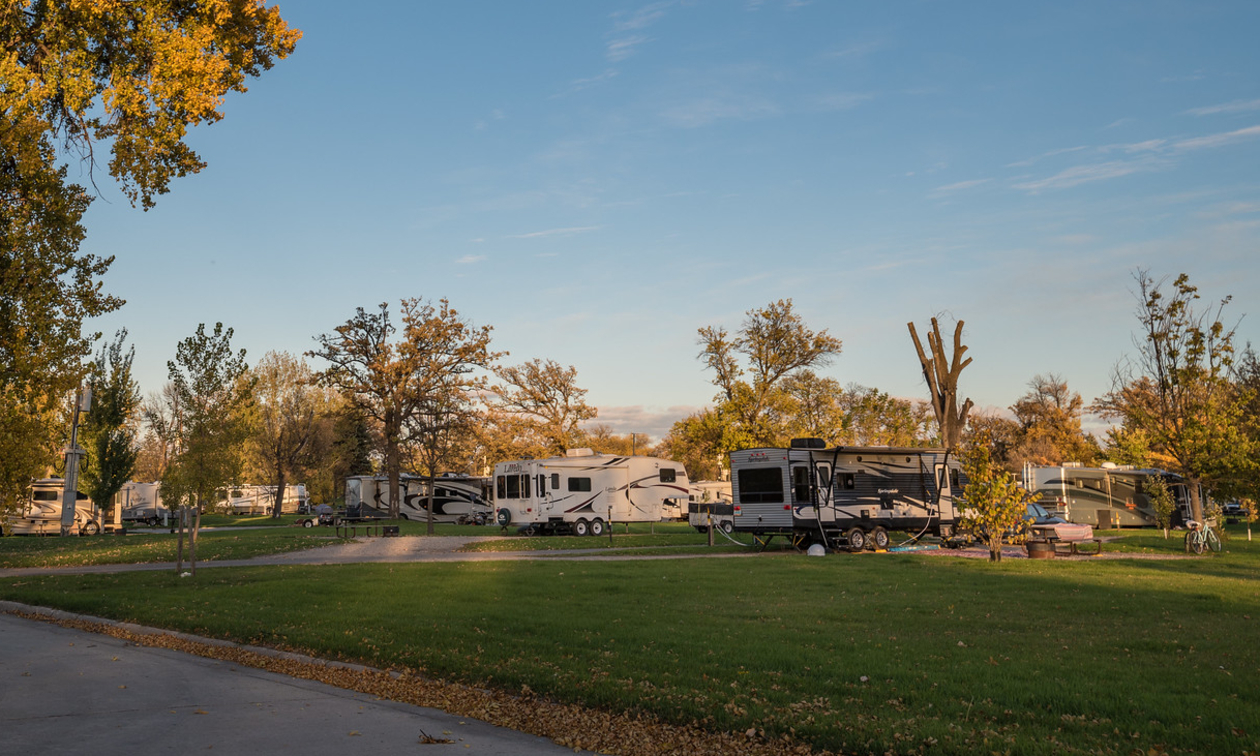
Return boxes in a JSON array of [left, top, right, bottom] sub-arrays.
[[1184, 520, 1222, 554]]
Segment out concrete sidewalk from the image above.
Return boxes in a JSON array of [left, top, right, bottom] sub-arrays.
[[0, 607, 586, 756]]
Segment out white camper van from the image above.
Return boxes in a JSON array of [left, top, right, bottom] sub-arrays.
[[344, 474, 492, 523], [493, 450, 690, 536], [2, 479, 102, 536]]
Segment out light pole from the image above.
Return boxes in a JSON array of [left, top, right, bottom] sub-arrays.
[[59, 385, 92, 537]]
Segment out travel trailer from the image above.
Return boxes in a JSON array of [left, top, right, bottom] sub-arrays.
[[115, 481, 165, 525], [727, 439, 965, 550], [687, 480, 734, 533], [345, 474, 492, 523], [2, 479, 101, 536], [1021, 463, 1194, 528], [493, 450, 690, 535], [217, 484, 309, 516]]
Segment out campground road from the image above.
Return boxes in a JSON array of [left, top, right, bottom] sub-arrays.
[[0, 608, 587, 756]]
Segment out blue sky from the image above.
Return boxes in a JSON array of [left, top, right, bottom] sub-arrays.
[[83, 1, 1260, 440]]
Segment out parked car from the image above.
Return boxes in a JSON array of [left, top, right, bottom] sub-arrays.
[[1024, 501, 1094, 542]]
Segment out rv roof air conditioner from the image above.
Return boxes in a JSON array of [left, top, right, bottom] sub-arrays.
[[789, 438, 826, 449], [566, 448, 596, 457]]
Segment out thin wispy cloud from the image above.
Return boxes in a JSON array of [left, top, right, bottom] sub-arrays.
[[1184, 98, 1260, 116], [552, 69, 619, 98], [1006, 145, 1090, 168], [812, 92, 873, 111], [1012, 125, 1260, 192], [1013, 159, 1158, 192], [508, 226, 602, 239], [455, 254, 486, 264], [822, 40, 884, 60], [931, 178, 991, 195], [606, 2, 672, 62], [660, 95, 780, 128], [1173, 124, 1260, 151]]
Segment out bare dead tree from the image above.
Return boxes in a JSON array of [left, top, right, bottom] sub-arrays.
[[908, 317, 974, 449]]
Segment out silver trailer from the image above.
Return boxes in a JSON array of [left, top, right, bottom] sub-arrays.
[[493, 450, 690, 536], [345, 473, 492, 523], [728, 439, 965, 550], [1021, 463, 1194, 528]]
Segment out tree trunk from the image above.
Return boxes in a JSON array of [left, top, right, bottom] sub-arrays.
[[175, 506, 185, 573], [385, 433, 401, 520], [426, 471, 435, 536], [190, 495, 200, 577], [908, 318, 974, 449], [1188, 477, 1205, 523], [273, 468, 287, 519]]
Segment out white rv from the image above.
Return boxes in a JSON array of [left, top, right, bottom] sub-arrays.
[[728, 440, 965, 550], [345, 474, 492, 523], [687, 480, 734, 533], [216, 484, 309, 516], [492, 450, 690, 536], [2, 479, 102, 536], [1021, 463, 1194, 528], [115, 481, 165, 525]]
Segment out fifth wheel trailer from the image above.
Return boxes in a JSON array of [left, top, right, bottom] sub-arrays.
[[344, 474, 493, 523], [728, 440, 965, 550], [493, 450, 690, 535]]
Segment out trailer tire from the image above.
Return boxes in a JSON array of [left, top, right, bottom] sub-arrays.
[[496, 508, 512, 527], [80, 521, 100, 536], [302, 519, 314, 528], [573, 519, 590, 537], [845, 527, 866, 551], [590, 518, 605, 537], [871, 526, 890, 550], [719, 520, 733, 535]]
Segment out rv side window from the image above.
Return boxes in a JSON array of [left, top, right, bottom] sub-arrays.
[[551, 473, 560, 489], [537, 476, 546, 496], [498, 475, 527, 499], [521, 474, 531, 498], [935, 466, 948, 492], [950, 468, 962, 490], [568, 477, 592, 492], [839, 473, 855, 490], [32, 490, 58, 501], [738, 467, 783, 503], [76, 491, 88, 500], [659, 468, 676, 483]]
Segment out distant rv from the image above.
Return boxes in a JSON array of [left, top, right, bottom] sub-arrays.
[[114, 481, 165, 525], [1021, 463, 1194, 528], [2, 479, 102, 536], [344, 474, 492, 523], [493, 450, 690, 536], [216, 484, 310, 516]]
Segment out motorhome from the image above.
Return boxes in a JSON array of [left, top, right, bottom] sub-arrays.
[[1021, 463, 1194, 528], [2, 479, 102, 536], [727, 439, 965, 550], [493, 450, 690, 535], [345, 474, 492, 523]]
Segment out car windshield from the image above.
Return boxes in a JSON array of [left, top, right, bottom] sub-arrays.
[[1026, 501, 1050, 518]]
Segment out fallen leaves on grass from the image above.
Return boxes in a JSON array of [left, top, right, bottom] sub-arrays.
[[16, 610, 823, 756]]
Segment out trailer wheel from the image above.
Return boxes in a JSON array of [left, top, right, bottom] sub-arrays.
[[80, 521, 100, 536], [871, 526, 890, 550], [572, 519, 590, 537], [302, 519, 314, 528], [589, 518, 605, 537], [496, 508, 512, 527], [719, 520, 733, 535], [845, 527, 866, 551]]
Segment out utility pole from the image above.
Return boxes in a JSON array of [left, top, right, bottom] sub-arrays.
[[59, 385, 92, 537]]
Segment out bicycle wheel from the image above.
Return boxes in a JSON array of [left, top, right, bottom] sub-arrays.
[[1189, 531, 1206, 555], [1207, 528, 1222, 553]]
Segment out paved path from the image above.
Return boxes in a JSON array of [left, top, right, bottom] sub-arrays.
[[0, 607, 586, 756]]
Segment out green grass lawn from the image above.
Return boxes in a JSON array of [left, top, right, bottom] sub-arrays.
[[2, 530, 1257, 755], [0, 529, 347, 568]]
